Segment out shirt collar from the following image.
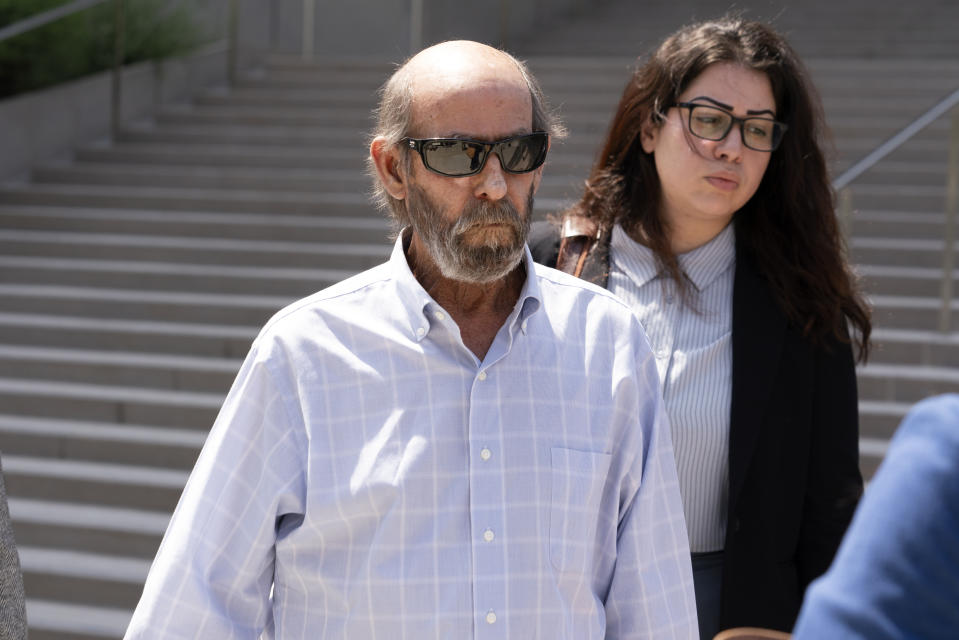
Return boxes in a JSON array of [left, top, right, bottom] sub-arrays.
[[679, 223, 736, 291], [610, 222, 735, 292], [389, 229, 542, 342]]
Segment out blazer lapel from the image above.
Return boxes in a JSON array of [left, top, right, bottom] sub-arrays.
[[728, 250, 786, 516]]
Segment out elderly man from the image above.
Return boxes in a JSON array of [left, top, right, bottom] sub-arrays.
[[125, 41, 696, 639]]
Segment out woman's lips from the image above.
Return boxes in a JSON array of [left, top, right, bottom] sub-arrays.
[[705, 175, 738, 191]]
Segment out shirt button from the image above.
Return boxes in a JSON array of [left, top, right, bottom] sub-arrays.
[[435, 311, 446, 321], [483, 528, 495, 542], [665, 295, 675, 304], [480, 448, 492, 461], [477, 371, 487, 381], [485, 610, 497, 624], [416, 327, 426, 337]]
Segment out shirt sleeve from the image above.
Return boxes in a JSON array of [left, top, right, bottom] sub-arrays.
[[603, 325, 698, 639], [125, 341, 308, 639], [792, 394, 959, 640]]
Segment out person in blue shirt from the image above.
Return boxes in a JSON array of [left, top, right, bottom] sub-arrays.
[[793, 394, 959, 639]]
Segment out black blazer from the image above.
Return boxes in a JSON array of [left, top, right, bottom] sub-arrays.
[[528, 220, 862, 632]]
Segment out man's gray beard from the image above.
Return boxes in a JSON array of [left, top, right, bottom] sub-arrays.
[[405, 184, 533, 284]]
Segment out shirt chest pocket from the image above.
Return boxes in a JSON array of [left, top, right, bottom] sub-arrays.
[[549, 447, 612, 572]]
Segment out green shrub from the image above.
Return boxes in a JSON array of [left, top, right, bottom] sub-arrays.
[[0, 0, 204, 98]]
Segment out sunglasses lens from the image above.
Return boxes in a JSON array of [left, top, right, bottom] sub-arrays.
[[497, 134, 548, 173], [422, 140, 486, 176]]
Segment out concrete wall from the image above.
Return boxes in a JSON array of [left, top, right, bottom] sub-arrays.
[[0, 42, 229, 181]]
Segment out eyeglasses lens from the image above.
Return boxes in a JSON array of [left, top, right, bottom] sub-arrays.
[[688, 105, 781, 151]]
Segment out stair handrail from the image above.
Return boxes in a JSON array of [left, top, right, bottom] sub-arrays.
[[0, 0, 109, 44], [832, 86, 959, 334], [832, 87, 959, 190]]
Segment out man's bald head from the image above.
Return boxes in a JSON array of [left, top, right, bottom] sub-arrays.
[[367, 40, 563, 225]]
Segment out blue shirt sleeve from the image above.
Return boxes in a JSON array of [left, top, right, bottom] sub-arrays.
[[792, 393, 959, 640]]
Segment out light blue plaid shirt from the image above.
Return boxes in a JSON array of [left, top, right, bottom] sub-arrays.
[[126, 236, 697, 639]]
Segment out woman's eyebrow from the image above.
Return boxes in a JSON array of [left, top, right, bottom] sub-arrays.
[[687, 95, 776, 117]]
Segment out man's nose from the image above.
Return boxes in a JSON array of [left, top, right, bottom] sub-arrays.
[[474, 153, 508, 201]]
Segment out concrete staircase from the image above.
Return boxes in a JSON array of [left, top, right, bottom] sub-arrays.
[[1, 1, 958, 637]]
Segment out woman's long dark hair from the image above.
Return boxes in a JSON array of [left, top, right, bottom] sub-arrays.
[[567, 15, 871, 360]]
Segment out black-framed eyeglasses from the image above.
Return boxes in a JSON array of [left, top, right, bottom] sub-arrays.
[[401, 132, 549, 177], [673, 102, 788, 152]]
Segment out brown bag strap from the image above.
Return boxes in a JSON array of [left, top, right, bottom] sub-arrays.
[[556, 215, 599, 278]]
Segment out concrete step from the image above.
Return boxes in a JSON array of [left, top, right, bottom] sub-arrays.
[[197, 84, 378, 107], [0, 311, 255, 357], [857, 362, 959, 403], [826, 116, 952, 140], [858, 436, 889, 480], [247, 61, 391, 86], [0, 254, 349, 297], [0, 283, 292, 326], [32, 162, 368, 191], [834, 139, 952, 167], [119, 121, 366, 146], [155, 103, 375, 128], [0, 376, 220, 428], [839, 184, 952, 212], [0, 413, 204, 469], [8, 497, 167, 559], [859, 400, 912, 442], [851, 237, 959, 268], [870, 295, 959, 331], [850, 210, 945, 238], [235, 70, 388, 91], [0, 182, 378, 217], [858, 264, 958, 298], [3, 455, 188, 511], [847, 161, 950, 187], [27, 599, 131, 640], [19, 546, 150, 610], [0, 344, 239, 393], [74, 141, 368, 170], [0, 229, 389, 270], [0, 204, 393, 244], [869, 327, 959, 367]]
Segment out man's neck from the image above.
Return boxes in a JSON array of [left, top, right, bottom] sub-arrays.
[[407, 235, 525, 361]]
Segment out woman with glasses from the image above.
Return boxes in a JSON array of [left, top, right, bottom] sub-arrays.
[[530, 16, 871, 639]]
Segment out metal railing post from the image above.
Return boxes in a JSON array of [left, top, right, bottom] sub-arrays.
[[301, 0, 315, 60], [111, 0, 125, 139], [838, 187, 854, 246], [227, 0, 239, 85], [409, 0, 423, 54], [499, 0, 510, 49], [938, 107, 959, 332]]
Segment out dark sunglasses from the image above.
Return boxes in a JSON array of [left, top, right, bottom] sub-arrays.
[[401, 132, 549, 177]]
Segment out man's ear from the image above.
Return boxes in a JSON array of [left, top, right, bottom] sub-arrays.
[[370, 137, 408, 200], [529, 136, 551, 194]]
